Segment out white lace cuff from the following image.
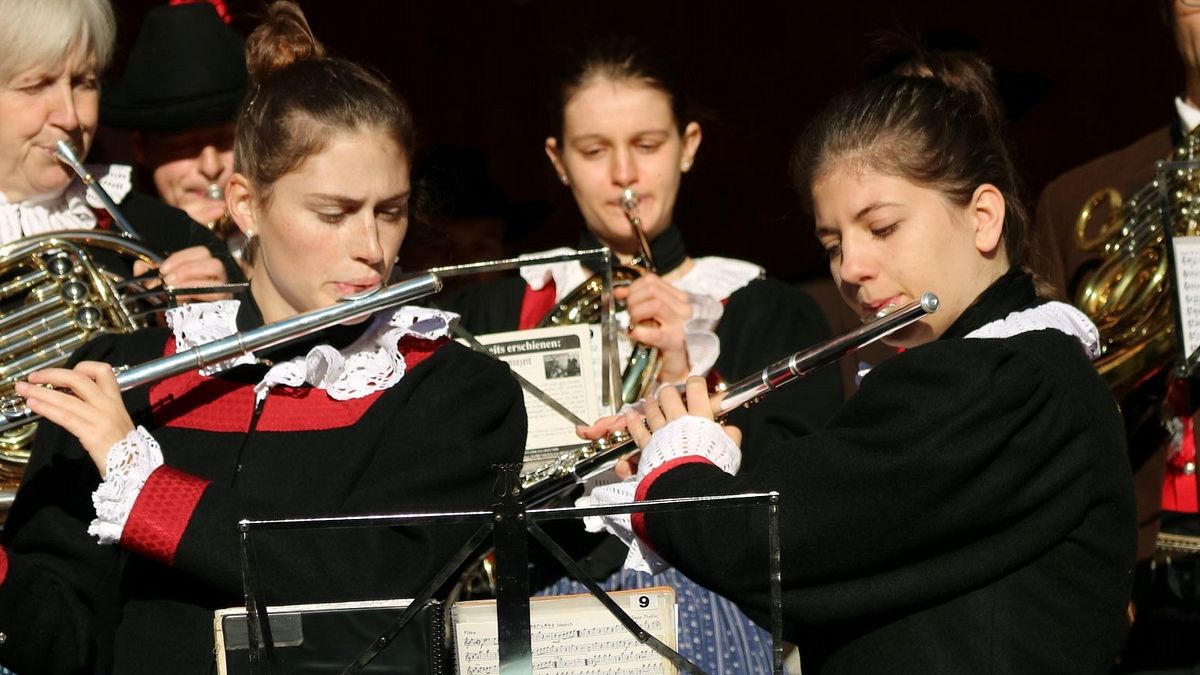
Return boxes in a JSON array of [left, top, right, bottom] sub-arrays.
[[577, 415, 742, 573], [638, 415, 742, 477], [577, 477, 669, 574], [88, 426, 164, 545]]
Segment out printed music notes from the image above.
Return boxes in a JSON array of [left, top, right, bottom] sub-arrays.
[[452, 587, 677, 675], [1172, 236, 1200, 362]]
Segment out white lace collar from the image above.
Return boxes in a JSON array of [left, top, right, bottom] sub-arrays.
[[0, 164, 132, 246], [517, 249, 763, 380], [965, 301, 1101, 359], [517, 247, 762, 303], [164, 299, 459, 404]]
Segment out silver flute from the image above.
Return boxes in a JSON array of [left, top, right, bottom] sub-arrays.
[[518, 292, 940, 506], [0, 273, 442, 432]]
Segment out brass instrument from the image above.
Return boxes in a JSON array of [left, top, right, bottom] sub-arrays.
[[1073, 128, 1200, 397], [0, 142, 244, 506], [540, 188, 660, 404]]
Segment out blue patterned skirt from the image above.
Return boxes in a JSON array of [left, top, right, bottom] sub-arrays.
[[539, 566, 774, 673]]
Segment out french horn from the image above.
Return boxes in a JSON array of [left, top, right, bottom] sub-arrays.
[[1073, 127, 1200, 398], [0, 142, 242, 510]]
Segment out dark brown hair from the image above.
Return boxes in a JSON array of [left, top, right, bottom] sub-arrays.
[[792, 48, 1036, 277], [234, 0, 415, 202], [550, 36, 690, 141]]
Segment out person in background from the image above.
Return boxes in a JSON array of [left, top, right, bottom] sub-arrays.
[[101, 0, 249, 264], [1034, 2, 1200, 670], [441, 36, 842, 672]]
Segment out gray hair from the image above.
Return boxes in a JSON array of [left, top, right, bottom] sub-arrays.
[[0, 0, 116, 85]]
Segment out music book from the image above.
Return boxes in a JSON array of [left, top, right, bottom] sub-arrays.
[[463, 324, 603, 473], [451, 586, 678, 675]]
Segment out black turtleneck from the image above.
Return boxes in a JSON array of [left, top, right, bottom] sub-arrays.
[[939, 268, 1041, 341], [579, 223, 689, 275]]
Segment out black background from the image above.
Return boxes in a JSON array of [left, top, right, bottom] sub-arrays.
[[105, 0, 1181, 282]]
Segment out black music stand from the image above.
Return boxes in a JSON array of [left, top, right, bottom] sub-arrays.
[[234, 465, 784, 675]]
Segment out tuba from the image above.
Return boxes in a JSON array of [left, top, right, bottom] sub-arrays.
[[1073, 127, 1200, 398], [539, 189, 661, 404]]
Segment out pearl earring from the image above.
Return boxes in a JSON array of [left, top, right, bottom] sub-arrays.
[[681, 159, 692, 171], [559, 174, 569, 185]]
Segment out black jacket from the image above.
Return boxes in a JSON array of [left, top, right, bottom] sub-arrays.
[[636, 272, 1138, 674], [0, 298, 524, 674]]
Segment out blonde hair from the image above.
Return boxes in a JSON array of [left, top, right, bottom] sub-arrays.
[[0, 0, 116, 85]]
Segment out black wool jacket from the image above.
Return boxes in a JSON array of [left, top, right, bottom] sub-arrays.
[[0, 298, 525, 674], [635, 271, 1138, 675]]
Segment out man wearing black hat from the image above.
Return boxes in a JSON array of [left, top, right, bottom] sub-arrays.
[[102, 1, 246, 236]]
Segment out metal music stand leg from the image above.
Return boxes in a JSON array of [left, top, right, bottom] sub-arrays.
[[239, 525, 274, 675], [493, 463, 533, 673]]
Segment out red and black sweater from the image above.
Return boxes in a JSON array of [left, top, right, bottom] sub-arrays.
[[0, 298, 525, 674]]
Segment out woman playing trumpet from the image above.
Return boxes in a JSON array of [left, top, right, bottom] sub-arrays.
[[443, 37, 842, 672], [0, 3, 524, 672], [586, 49, 1138, 674]]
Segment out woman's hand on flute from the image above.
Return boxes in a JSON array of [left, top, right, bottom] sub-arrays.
[[15, 362, 135, 477]]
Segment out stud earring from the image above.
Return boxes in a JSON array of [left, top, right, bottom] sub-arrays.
[[559, 174, 569, 185], [681, 159, 692, 172]]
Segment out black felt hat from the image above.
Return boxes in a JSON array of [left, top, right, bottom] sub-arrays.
[[101, 3, 247, 133]]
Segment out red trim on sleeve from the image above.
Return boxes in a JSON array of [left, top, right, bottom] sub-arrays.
[[121, 465, 210, 565], [0, 546, 8, 586], [518, 281, 558, 330], [630, 456, 716, 543]]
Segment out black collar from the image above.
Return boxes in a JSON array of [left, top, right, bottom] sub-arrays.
[[579, 223, 689, 275], [939, 269, 1040, 340]]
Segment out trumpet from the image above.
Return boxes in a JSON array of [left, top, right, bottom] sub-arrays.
[[518, 292, 940, 506], [0, 273, 442, 434]]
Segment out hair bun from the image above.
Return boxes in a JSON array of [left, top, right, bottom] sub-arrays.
[[245, 0, 326, 84]]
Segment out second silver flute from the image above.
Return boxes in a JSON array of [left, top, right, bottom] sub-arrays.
[[0, 273, 442, 433], [519, 292, 940, 506]]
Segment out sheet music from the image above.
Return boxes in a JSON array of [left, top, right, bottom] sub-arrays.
[[453, 587, 677, 675], [1172, 235, 1200, 361], [464, 325, 603, 469]]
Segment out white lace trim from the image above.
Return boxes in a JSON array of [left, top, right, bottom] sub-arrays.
[[965, 301, 1101, 359], [88, 426, 165, 545], [165, 299, 457, 404], [166, 300, 257, 375], [253, 306, 456, 405], [579, 415, 742, 574], [518, 250, 761, 380], [0, 165, 132, 245]]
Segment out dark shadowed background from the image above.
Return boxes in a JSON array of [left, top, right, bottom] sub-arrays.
[[102, 0, 1180, 282]]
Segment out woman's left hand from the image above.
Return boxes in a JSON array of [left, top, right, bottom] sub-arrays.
[[618, 272, 693, 383], [15, 362, 135, 477]]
